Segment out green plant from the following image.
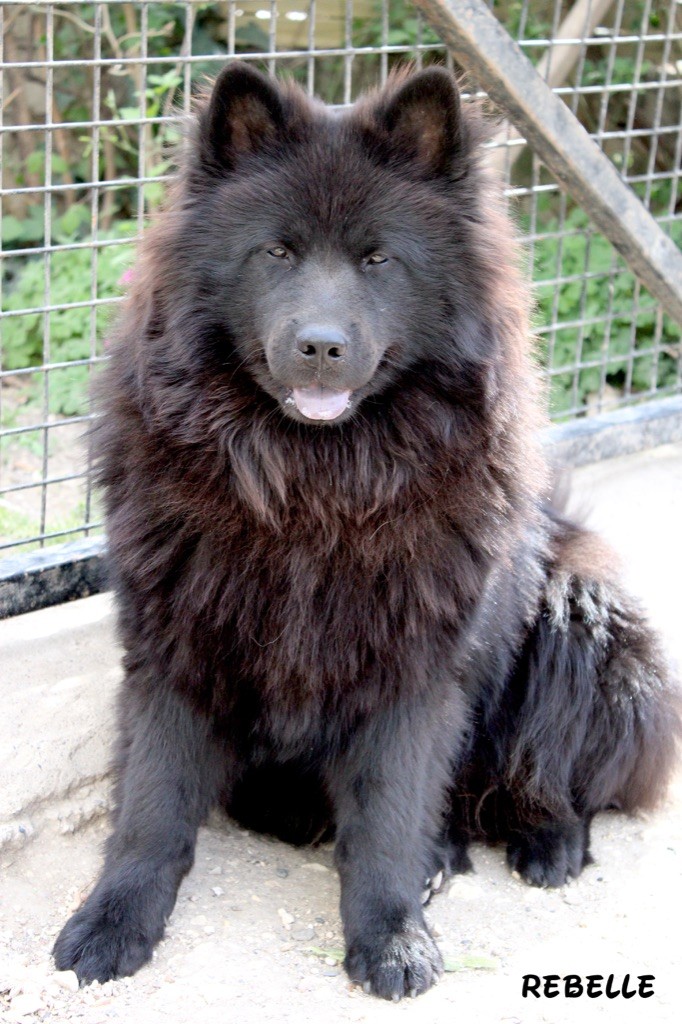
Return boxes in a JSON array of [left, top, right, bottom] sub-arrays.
[[2, 222, 137, 415], [0, 501, 99, 554], [524, 196, 681, 415]]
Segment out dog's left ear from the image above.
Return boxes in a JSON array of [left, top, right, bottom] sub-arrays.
[[378, 68, 464, 177]]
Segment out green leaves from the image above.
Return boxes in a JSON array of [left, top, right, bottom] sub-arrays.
[[2, 224, 137, 415], [526, 191, 680, 416]]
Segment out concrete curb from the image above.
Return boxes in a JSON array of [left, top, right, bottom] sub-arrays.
[[0, 594, 119, 850]]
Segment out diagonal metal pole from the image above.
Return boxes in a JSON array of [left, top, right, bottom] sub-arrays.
[[413, 0, 682, 327]]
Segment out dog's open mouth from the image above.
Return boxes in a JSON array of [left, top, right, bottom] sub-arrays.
[[290, 385, 352, 421]]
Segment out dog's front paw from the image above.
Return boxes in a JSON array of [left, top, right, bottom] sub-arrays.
[[53, 890, 162, 985], [346, 919, 443, 1000]]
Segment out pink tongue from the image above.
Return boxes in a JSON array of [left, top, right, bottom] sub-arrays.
[[292, 386, 351, 421]]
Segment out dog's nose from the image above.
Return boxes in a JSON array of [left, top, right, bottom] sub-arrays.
[[295, 326, 347, 368]]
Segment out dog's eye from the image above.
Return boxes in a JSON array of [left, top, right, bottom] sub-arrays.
[[365, 252, 388, 266], [267, 246, 289, 260]]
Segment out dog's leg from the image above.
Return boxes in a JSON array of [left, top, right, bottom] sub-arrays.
[[326, 700, 461, 1000], [53, 683, 225, 984]]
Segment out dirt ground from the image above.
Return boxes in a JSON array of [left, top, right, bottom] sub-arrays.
[[1, 794, 681, 1024], [1, 443, 682, 1023]]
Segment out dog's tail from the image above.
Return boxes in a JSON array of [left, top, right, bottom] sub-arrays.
[[505, 513, 681, 820]]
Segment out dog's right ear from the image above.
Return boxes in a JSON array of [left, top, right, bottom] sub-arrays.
[[198, 62, 285, 172]]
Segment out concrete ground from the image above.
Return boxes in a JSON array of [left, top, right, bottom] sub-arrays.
[[1, 443, 681, 1024]]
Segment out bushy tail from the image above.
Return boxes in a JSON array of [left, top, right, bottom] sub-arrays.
[[505, 516, 681, 820]]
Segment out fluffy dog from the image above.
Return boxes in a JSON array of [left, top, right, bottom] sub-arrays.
[[54, 64, 679, 999]]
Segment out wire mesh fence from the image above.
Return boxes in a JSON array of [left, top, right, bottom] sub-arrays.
[[1, 0, 681, 559]]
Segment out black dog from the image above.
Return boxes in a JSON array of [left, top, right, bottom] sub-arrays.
[[54, 64, 680, 1000]]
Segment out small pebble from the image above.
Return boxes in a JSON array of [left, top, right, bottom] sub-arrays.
[[211, 886, 224, 897], [278, 908, 295, 927], [53, 970, 80, 993], [291, 924, 316, 941], [10, 992, 44, 1016]]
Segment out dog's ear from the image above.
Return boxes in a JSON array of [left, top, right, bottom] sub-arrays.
[[199, 62, 285, 171], [377, 68, 464, 177]]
